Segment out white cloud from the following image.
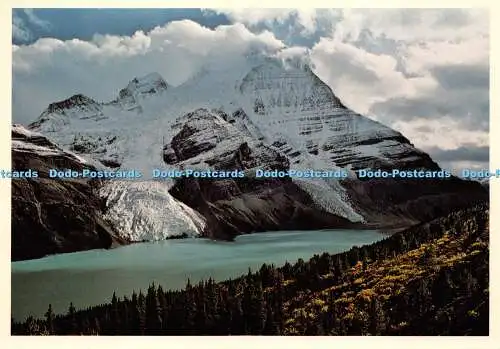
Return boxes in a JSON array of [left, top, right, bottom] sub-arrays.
[[310, 38, 438, 114], [392, 118, 489, 151], [392, 118, 489, 173], [12, 10, 489, 169], [13, 20, 284, 123], [333, 8, 488, 43], [401, 37, 489, 76], [304, 8, 489, 168], [207, 8, 341, 36]]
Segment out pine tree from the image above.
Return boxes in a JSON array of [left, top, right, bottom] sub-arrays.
[[263, 298, 279, 335], [80, 315, 90, 335], [130, 291, 140, 334], [68, 302, 78, 334], [205, 278, 218, 333], [110, 292, 120, 334], [216, 287, 231, 334], [145, 284, 163, 334], [45, 304, 54, 334], [156, 286, 167, 332], [227, 281, 244, 334], [91, 316, 101, 335], [25, 316, 38, 335], [242, 277, 266, 334], [137, 291, 146, 335], [273, 270, 285, 334], [192, 284, 206, 332], [121, 296, 130, 333]]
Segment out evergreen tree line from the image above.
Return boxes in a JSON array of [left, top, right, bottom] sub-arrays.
[[11, 203, 489, 336]]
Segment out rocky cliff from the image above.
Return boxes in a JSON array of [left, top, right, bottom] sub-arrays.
[[11, 125, 128, 261]]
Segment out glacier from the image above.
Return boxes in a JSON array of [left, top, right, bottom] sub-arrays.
[[99, 180, 206, 241]]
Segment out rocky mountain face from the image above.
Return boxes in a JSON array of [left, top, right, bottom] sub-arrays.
[[162, 106, 486, 233], [169, 176, 357, 240], [164, 109, 357, 239], [12, 55, 489, 259], [237, 62, 429, 171], [11, 125, 128, 261]]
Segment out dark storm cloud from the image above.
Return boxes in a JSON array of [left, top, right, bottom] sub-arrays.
[[369, 63, 489, 132], [431, 64, 489, 90], [424, 145, 489, 163], [434, 9, 480, 27]]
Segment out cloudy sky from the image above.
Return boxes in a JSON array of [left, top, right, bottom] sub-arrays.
[[12, 8, 489, 173]]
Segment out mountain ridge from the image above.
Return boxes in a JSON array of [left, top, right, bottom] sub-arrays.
[[12, 56, 488, 258]]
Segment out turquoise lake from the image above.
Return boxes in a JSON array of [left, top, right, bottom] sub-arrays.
[[11, 229, 382, 321]]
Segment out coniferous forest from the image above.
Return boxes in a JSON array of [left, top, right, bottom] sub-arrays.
[[11, 203, 489, 336]]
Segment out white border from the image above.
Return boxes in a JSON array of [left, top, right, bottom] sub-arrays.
[[1, 1, 497, 347]]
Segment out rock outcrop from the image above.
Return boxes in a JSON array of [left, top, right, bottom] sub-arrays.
[[164, 108, 357, 239], [11, 125, 128, 261], [340, 177, 488, 228], [169, 176, 358, 240]]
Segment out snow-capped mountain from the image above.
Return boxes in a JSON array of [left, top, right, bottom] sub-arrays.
[[28, 57, 439, 176], [110, 72, 169, 112], [17, 53, 487, 250], [29, 94, 105, 132]]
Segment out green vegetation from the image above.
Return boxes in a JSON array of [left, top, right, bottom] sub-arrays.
[[11, 203, 489, 336]]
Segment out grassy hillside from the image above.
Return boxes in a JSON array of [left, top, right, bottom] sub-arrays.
[[12, 203, 488, 335]]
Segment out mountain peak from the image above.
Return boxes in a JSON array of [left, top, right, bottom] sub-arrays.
[[46, 94, 98, 114], [29, 94, 103, 131], [239, 58, 346, 112], [118, 72, 168, 99]]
